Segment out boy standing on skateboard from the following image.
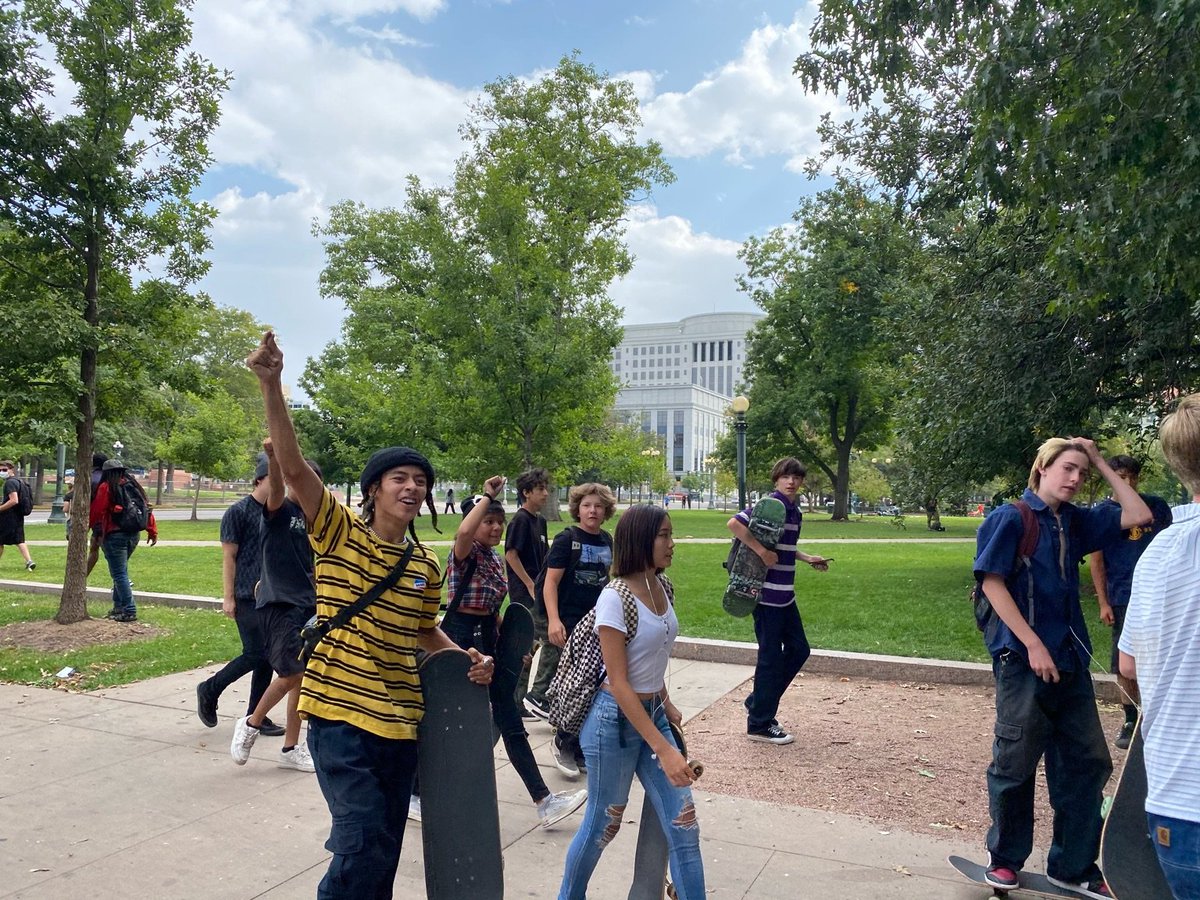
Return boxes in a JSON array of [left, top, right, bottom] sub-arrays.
[[1120, 395, 1200, 900], [247, 331, 494, 900], [726, 458, 829, 745], [974, 438, 1151, 898]]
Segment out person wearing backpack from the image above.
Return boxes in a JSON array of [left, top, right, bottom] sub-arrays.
[[0, 461, 36, 572], [973, 437, 1151, 898], [523, 482, 616, 777], [89, 459, 158, 622], [557, 503, 704, 900]]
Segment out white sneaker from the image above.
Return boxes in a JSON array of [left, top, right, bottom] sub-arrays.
[[278, 744, 315, 772], [408, 795, 422, 823], [230, 716, 259, 765], [538, 789, 587, 828], [552, 738, 580, 778]]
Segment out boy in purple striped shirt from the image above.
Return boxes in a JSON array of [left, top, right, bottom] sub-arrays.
[[727, 457, 830, 744]]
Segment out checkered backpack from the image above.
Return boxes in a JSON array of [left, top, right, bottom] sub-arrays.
[[547, 575, 674, 735]]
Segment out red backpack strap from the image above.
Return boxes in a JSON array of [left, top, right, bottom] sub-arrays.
[[1011, 500, 1039, 560]]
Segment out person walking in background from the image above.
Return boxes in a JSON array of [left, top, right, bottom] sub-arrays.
[[89, 460, 158, 623], [228, 440, 321, 772], [974, 437, 1151, 898], [505, 467, 550, 711], [1119, 395, 1200, 900], [0, 461, 36, 571], [726, 457, 829, 745], [195, 455, 284, 736], [557, 503, 704, 900], [1087, 454, 1172, 749], [523, 483, 616, 778], [443, 487, 456, 514]]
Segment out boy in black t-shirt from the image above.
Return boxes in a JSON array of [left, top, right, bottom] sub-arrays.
[[230, 441, 322, 772], [505, 468, 551, 712], [522, 482, 615, 778]]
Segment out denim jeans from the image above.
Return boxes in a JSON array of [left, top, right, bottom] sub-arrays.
[[101, 531, 139, 616], [559, 690, 704, 900], [986, 651, 1112, 881], [439, 609, 549, 803], [1147, 812, 1200, 899], [746, 602, 810, 731], [307, 715, 418, 900]]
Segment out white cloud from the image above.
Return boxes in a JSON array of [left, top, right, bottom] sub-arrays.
[[610, 206, 755, 325], [344, 24, 431, 46], [632, 12, 845, 170]]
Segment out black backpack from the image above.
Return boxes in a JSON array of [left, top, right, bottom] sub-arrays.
[[12, 477, 33, 517], [971, 500, 1038, 633], [112, 478, 150, 533]]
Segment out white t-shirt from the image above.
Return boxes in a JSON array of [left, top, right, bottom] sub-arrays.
[[593, 581, 678, 694], [1121, 502, 1200, 823]]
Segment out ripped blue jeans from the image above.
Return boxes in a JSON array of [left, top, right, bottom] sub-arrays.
[[558, 689, 704, 900]]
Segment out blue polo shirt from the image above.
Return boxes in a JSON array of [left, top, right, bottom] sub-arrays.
[[974, 488, 1122, 669], [735, 490, 802, 608], [1096, 494, 1172, 607]]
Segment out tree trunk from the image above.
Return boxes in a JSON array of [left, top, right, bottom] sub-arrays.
[[155, 460, 164, 506], [33, 459, 44, 503], [544, 478, 562, 522], [191, 477, 201, 521], [166, 461, 175, 494]]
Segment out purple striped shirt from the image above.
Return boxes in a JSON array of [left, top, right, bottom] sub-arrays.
[[735, 490, 802, 607]]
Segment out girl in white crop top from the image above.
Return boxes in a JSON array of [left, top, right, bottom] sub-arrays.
[[557, 505, 705, 900]]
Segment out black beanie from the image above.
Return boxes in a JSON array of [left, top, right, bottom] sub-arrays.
[[254, 453, 269, 482], [359, 447, 435, 496]]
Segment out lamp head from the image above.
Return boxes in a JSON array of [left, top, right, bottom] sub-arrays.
[[732, 395, 750, 414]]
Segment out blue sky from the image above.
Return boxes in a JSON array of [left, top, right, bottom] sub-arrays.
[[186, 0, 843, 388]]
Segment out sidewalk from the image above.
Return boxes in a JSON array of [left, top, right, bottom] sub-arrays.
[[0, 656, 984, 899]]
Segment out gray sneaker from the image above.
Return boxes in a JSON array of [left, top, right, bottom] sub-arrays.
[[278, 744, 315, 773], [537, 789, 587, 828], [230, 716, 259, 765], [552, 737, 580, 778]]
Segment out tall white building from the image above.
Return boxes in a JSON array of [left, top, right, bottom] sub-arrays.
[[610, 312, 763, 477]]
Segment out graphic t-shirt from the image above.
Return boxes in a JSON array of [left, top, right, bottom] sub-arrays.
[[504, 508, 548, 604], [545, 526, 612, 629], [257, 497, 316, 610], [1097, 494, 1173, 607]]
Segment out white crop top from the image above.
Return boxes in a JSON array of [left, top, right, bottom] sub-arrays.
[[593, 582, 678, 694]]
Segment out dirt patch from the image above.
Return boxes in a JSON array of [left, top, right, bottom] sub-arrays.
[[686, 671, 1124, 850], [0, 618, 165, 653]]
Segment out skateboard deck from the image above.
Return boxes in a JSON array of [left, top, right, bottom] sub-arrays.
[[628, 722, 704, 900], [948, 856, 1083, 898], [722, 497, 787, 617], [1100, 717, 1174, 900], [492, 602, 535, 746], [419, 648, 503, 899]]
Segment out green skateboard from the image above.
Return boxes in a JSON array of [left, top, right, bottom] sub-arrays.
[[628, 722, 705, 900], [1100, 716, 1174, 900], [722, 496, 787, 617], [948, 856, 1085, 898], [418, 648, 503, 899]]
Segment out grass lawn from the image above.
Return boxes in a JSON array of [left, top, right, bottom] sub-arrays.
[[2, 533, 1120, 690]]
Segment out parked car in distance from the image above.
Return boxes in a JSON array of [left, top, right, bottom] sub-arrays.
[[876, 504, 901, 516]]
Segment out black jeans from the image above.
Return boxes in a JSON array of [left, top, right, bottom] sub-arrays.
[[439, 609, 549, 802], [986, 651, 1112, 880], [308, 716, 418, 900], [205, 597, 272, 715], [746, 602, 810, 731]]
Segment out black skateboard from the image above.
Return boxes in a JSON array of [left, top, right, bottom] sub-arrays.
[[418, 648, 503, 899], [1100, 717, 1174, 900], [492, 602, 535, 746], [948, 856, 1087, 898], [628, 721, 705, 900]]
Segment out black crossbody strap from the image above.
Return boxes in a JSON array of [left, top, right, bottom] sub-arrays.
[[443, 555, 478, 616], [317, 541, 416, 640]]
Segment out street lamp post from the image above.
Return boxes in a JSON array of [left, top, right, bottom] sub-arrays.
[[640, 446, 661, 503], [47, 442, 67, 525], [732, 395, 749, 511]]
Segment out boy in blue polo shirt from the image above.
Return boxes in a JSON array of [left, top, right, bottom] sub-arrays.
[[727, 457, 829, 745], [974, 438, 1151, 899], [1087, 454, 1172, 749]]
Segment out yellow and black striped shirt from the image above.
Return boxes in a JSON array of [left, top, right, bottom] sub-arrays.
[[298, 487, 442, 740]]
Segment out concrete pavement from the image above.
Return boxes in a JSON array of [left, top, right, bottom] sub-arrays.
[[0, 655, 990, 899]]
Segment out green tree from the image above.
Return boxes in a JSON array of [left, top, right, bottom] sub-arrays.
[[311, 54, 673, 486], [737, 182, 924, 520], [0, 0, 227, 622], [155, 392, 253, 521]]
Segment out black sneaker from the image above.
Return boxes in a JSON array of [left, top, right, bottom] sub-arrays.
[[196, 682, 218, 728], [25, 560, 35, 572], [523, 695, 550, 721], [747, 723, 794, 745], [113, 612, 137, 623], [1114, 721, 1134, 750], [257, 718, 286, 737]]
